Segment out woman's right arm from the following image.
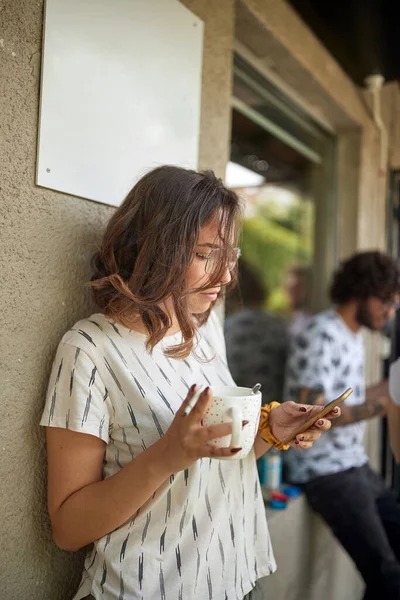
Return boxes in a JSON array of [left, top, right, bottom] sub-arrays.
[[46, 386, 236, 551]]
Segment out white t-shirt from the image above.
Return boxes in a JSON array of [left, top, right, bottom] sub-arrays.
[[389, 358, 400, 406], [284, 310, 368, 483], [41, 311, 275, 600]]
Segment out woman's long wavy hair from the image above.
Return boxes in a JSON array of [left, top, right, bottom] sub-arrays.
[[90, 166, 242, 358]]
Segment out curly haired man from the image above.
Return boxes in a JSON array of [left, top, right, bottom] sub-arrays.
[[284, 251, 400, 600]]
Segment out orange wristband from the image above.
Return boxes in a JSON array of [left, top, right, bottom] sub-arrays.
[[258, 402, 290, 451]]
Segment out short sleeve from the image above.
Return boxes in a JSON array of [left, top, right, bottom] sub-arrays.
[[389, 358, 400, 407], [289, 328, 336, 402], [41, 342, 111, 443]]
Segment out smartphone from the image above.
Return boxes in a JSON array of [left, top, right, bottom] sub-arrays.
[[281, 387, 353, 445]]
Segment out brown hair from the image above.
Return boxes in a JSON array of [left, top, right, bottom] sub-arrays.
[[330, 251, 400, 305], [90, 165, 242, 358]]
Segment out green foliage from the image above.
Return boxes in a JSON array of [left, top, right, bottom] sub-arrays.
[[241, 217, 312, 304]]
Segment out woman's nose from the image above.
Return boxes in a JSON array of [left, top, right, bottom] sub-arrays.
[[220, 265, 232, 286]]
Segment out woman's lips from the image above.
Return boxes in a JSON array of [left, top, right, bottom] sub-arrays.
[[200, 292, 218, 301]]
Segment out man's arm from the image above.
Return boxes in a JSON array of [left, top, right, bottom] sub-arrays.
[[295, 387, 388, 426]]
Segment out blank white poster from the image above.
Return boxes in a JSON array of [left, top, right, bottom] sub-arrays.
[[37, 0, 204, 206]]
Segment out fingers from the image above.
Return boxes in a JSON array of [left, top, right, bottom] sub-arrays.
[[179, 384, 200, 415], [189, 387, 212, 420], [326, 406, 341, 419], [202, 444, 242, 459], [203, 422, 233, 441], [293, 430, 321, 448]]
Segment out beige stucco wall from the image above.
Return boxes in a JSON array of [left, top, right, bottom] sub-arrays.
[[0, 0, 233, 598]]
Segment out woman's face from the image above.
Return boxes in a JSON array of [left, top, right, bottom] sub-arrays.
[[185, 214, 233, 314]]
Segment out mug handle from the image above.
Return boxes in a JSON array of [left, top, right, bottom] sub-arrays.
[[230, 406, 242, 448]]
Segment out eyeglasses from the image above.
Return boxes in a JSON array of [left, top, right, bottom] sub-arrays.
[[196, 247, 241, 274]]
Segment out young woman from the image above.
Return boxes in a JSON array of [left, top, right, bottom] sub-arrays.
[[41, 166, 339, 600]]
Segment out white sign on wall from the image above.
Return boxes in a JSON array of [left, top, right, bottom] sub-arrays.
[[36, 0, 204, 206]]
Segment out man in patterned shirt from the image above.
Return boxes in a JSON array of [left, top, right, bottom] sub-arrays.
[[284, 251, 400, 600]]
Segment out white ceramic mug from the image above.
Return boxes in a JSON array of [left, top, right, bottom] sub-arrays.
[[203, 386, 262, 460]]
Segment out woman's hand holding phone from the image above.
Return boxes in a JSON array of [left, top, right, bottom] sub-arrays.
[[268, 388, 352, 449]]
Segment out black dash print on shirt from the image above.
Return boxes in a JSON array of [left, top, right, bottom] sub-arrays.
[[240, 574, 244, 596], [200, 368, 212, 386], [129, 508, 140, 529], [165, 489, 171, 523], [131, 349, 152, 380], [170, 473, 175, 484], [141, 512, 151, 545], [104, 532, 111, 551], [82, 390, 92, 426], [119, 571, 125, 600], [55, 359, 63, 384], [66, 409, 70, 429], [183, 359, 192, 371], [131, 374, 146, 398], [138, 553, 144, 591], [175, 544, 182, 576], [179, 500, 188, 536], [99, 415, 105, 439], [109, 321, 122, 337], [121, 427, 135, 458], [217, 373, 228, 386], [74, 347, 81, 364], [205, 488, 212, 522], [179, 582, 184, 600], [218, 462, 226, 494], [207, 567, 213, 600], [127, 403, 140, 434], [254, 479, 258, 500], [234, 555, 238, 589], [184, 469, 189, 486], [120, 533, 130, 562], [192, 515, 198, 540], [141, 439, 147, 451], [115, 447, 123, 470], [103, 388, 109, 402], [74, 329, 96, 347], [88, 550, 97, 571], [180, 377, 190, 390], [244, 543, 250, 581], [157, 388, 174, 414], [206, 528, 214, 562], [100, 561, 107, 593], [165, 356, 176, 372], [88, 319, 103, 332], [48, 389, 56, 424], [89, 366, 97, 387], [150, 407, 164, 437], [104, 358, 125, 395], [229, 515, 235, 547], [107, 337, 128, 367], [159, 564, 166, 600], [195, 547, 201, 590], [254, 557, 258, 579], [157, 365, 171, 386], [69, 369, 75, 396], [160, 527, 167, 554], [225, 592, 228, 600], [198, 469, 203, 498], [218, 534, 225, 573]]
